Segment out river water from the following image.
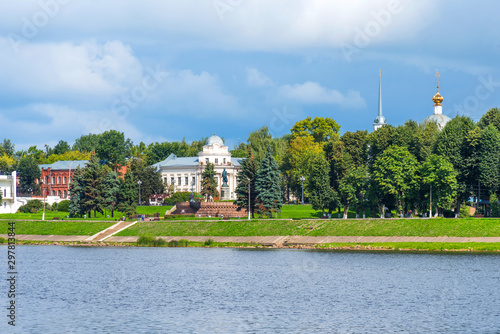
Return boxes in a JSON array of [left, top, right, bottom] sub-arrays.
[[1, 246, 499, 333]]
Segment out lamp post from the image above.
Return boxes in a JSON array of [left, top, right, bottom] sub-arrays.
[[41, 181, 47, 221], [28, 187, 32, 197], [429, 184, 432, 218], [247, 177, 251, 220], [300, 176, 305, 205], [137, 180, 142, 205]]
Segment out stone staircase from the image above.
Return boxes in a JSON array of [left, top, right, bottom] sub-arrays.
[[85, 220, 138, 242], [171, 201, 248, 218]]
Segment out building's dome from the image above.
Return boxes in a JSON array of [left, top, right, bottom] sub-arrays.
[[432, 92, 443, 106], [373, 115, 386, 124], [424, 114, 451, 130], [206, 134, 224, 146]]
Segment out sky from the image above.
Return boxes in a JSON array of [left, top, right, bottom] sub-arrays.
[[1, 0, 499, 151]]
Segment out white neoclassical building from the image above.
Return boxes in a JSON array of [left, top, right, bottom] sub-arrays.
[[0, 171, 18, 213], [152, 135, 243, 199]]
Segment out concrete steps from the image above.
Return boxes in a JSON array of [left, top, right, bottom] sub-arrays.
[[85, 220, 138, 242]]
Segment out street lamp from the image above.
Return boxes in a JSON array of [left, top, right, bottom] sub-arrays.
[[247, 177, 251, 220], [137, 180, 142, 205], [300, 176, 305, 205], [28, 187, 32, 197]]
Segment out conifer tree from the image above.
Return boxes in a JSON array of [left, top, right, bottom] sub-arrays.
[[234, 148, 259, 217], [69, 167, 86, 217], [255, 147, 282, 216], [201, 161, 219, 200], [103, 170, 120, 217], [117, 171, 138, 216], [82, 155, 107, 217]]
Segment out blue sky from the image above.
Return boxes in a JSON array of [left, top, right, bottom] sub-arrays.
[[1, 0, 499, 151]]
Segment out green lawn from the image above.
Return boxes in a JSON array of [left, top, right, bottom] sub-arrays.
[[0, 221, 114, 236], [0, 210, 125, 221], [136, 206, 172, 215], [114, 218, 500, 237]]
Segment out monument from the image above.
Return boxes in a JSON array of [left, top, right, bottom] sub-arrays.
[[220, 168, 230, 200]]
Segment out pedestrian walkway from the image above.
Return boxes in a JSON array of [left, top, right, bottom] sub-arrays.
[[85, 220, 138, 242]]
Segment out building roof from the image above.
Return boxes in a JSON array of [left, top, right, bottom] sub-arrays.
[[424, 114, 451, 130], [39, 160, 89, 170], [206, 134, 224, 146], [152, 154, 199, 169]]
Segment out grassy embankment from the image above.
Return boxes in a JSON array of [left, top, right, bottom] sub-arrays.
[[0, 221, 114, 236], [116, 218, 500, 237]]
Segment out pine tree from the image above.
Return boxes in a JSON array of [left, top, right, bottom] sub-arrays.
[[201, 161, 219, 200], [117, 171, 138, 216], [103, 170, 120, 217], [82, 155, 107, 218], [255, 147, 282, 216], [234, 148, 259, 217], [69, 167, 85, 217], [308, 154, 337, 216]]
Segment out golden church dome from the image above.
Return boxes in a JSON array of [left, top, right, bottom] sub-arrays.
[[432, 92, 443, 106]]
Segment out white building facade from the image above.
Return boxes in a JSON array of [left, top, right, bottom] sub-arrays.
[[0, 171, 18, 213], [152, 135, 243, 199]]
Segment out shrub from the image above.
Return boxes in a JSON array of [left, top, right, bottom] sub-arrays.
[[459, 204, 471, 218], [164, 192, 201, 204], [137, 235, 155, 246], [18, 199, 44, 213], [204, 238, 215, 246], [491, 194, 500, 217], [57, 200, 71, 212], [0, 237, 5, 243], [167, 239, 189, 247]]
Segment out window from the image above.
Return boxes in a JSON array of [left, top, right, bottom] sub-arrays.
[[185, 177, 188, 185], [57, 176, 61, 184], [63, 176, 67, 184], [205, 158, 209, 163], [3, 189, 6, 197], [51, 190, 55, 196], [45, 176, 49, 184], [57, 190, 61, 197], [215, 158, 218, 164], [63, 190, 67, 198], [192, 176, 195, 184], [52, 177, 55, 184], [223, 158, 226, 164], [171, 177, 174, 184], [178, 177, 181, 185]]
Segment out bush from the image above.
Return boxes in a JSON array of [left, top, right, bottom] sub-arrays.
[[491, 194, 500, 217], [164, 192, 201, 204], [18, 199, 44, 213], [459, 204, 471, 218], [57, 200, 71, 212], [204, 238, 215, 246], [0, 237, 6, 243], [168, 239, 189, 247]]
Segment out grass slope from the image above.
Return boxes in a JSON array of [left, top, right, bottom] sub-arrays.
[[115, 218, 500, 237], [0, 221, 114, 236]]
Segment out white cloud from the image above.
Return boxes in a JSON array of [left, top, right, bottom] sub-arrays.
[[246, 68, 274, 87], [278, 81, 366, 108], [0, 38, 142, 100]]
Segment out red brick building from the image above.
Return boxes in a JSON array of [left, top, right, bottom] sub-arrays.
[[39, 160, 88, 198]]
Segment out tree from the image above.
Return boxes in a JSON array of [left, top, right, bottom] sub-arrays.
[[340, 130, 368, 167], [73, 133, 101, 153], [201, 162, 219, 200], [69, 167, 86, 217], [117, 171, 138, 216], [95, 130, 132, 170], [128, 158, 164, 204], [490, 193, 500, 217], [0, 155, 17, 174], [339, 165, 368, 219], [477, 107, 500, 132], [247, 127, 275, 161], [372, 145, 418, 217], [53, 140, 71, 155], [17, 156, 41, 194], [479, 125, 500, 195], [41, 150, 91, 164], [291, 116, 340, 143], [103, 171, 120, 217], [82, 155, 107, 217], [255, 147, 282, 216], [366, 125, 395, 168], [234, 149, 259, 217], [307, 155, 337, 215], [1, 139, 15, 157], [420, 154, 458, 216]]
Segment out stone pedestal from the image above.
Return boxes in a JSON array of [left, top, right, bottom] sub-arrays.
[[221, 184, 230, 201]]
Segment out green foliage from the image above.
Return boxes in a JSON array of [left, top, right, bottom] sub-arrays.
[[57, 200, 71, 212], [201, 162, 219, 200], [339, 165, 368, 218], [81, 155, 107, 217], [18, 199, 44, 213], [95, 130, 132, 170], [372, 145, 418, 215], [234, 148, 259, 217], [69, 167, 86, 217], [164, 191, 200, 203], [168, 239, 189, 247], [308, 155, 337, 214], [490, 194, 500, 217], [291, 116, 341, 143], [420, 154, 458, 213], [366, 125, 395, 167], [136, 235, 167, 247], [53, 140, 71, 155], [459, 204, 471, 218], [204, 238, 215, 246], [479, 125, 500, 194], [477, 107, 500, 132], [128, 157, 164, 204], [18, 156, 41, 194], [255, 147, 282, 216], [73, 133, 101, 153], [340, 130, 368, 167], [117, 171, 138, 215]]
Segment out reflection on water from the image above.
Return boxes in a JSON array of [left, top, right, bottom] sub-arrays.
[[2, 246, 499, 333]]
